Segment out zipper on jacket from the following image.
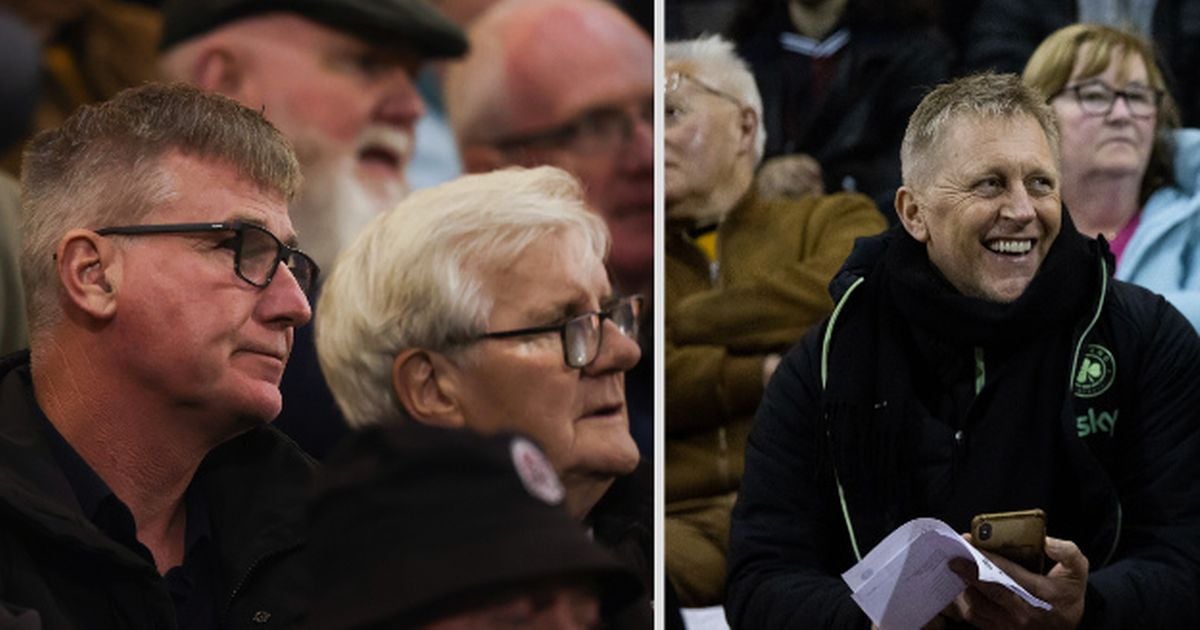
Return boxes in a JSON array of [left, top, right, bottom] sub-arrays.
[[221, 542, 302, 628], [1069, 257, 1124, 567], [973, 347, 985, 395]]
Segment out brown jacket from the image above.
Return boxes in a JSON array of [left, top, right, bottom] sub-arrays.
[[665, 189, 885, 503]]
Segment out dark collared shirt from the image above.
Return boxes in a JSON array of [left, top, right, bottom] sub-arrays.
[[37, 410, 219, 630]]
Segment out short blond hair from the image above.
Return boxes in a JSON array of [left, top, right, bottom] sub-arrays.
[[315, 166, 610, 427], [901, 73, 1060, 189]]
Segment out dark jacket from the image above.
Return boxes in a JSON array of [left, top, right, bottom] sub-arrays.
[[727, 229, 1200, 628], [591, 460, 653, 629], [0, 352, 316, 629], [735, 12, 952, 215]]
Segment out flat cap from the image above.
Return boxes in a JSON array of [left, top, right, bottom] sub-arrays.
[[160, 0, 468, 57]]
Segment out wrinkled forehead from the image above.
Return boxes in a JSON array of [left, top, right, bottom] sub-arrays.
[[503, 5, 651, 132]]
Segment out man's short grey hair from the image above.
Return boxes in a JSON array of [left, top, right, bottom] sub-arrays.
[[315, 166, 610, 427], [901, 73, 1061, 189], [20, 82, 301, 339], [665, 34, 766, 164]]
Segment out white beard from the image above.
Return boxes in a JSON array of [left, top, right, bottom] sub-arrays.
[[288, 125, 411, 273]]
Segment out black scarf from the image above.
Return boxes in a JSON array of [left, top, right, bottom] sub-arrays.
[[822, 214, 1106, 547]]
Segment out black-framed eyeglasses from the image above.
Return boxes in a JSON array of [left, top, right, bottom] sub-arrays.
[[475, 295, 643, 369], [493, 99, 652, 156], [1057, 81, 1163, 119], [94, 221, 319, 296]]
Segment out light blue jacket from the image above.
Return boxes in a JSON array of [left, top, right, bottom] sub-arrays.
[[1118, 128, 1200, 330]]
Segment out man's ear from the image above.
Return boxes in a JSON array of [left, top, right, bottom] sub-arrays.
[[895, 186, 929, 242], [459, 144, 507, 173], [391, 349, 467, 428], [738, 107, 759, 156], [192, 46, 255, 103], [57, 229, 119, 321]]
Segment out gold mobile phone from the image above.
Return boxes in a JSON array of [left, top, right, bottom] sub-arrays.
[[970, 509, 1047, 574]]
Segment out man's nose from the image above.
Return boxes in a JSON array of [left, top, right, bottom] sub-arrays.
[[617, 112, 653, 172], [372, 67, 425, 129], [1003, 185, 1038, 222], [584, 317, 641, 375], [259, 262, 313, 329]]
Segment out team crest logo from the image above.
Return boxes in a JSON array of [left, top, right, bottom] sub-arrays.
[[1074, 344, 1115, 398], [510, 437, 564, 505]]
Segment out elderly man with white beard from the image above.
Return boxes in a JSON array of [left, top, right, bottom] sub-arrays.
[[159, 0, 467, 457]]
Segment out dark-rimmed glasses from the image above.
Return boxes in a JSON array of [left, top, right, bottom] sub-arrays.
[[1057, 81, 1162, 119], [94, 221, 319, 296], [476, 295, 643, 369], [493, 100, 652, 156]]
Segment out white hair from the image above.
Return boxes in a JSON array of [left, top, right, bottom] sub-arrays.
[[315, 166, 610, 427], [665, 34, 766, 164]]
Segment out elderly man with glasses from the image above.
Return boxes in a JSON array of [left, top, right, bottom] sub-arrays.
[[315, 165, 651, 627], [0, 83, 318, 628], [663, 35, 885, 608], [442, 0, 655, 459]]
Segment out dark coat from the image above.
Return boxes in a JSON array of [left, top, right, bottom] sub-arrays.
[[0, 352, 316, 629], [736, 13, 953, 216], [591, 460, 653, 629], [727, 231, 1200, 628]]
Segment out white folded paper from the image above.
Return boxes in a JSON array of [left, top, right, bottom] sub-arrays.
[[841, 518, 1050, 629]]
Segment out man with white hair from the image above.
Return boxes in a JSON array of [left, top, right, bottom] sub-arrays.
[[316, 166, 652, 627], [443, 0, 654, 455], [664, 35, 885, 607], [159, 0, 467, 457]]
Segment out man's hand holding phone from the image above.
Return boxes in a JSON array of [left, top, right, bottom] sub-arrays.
[[945, 512, 1089, 629]]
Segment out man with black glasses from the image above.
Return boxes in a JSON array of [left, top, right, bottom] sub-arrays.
[[315, 166, 652, 627], [0, 83, 319, 628]]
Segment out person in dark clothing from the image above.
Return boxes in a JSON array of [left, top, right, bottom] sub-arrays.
[[727, 73, 1200, 628], [726, 0, 953, 218], [0, 83, 319, 628], [302, 422, 643, 629], [315, 166, 653, 627]]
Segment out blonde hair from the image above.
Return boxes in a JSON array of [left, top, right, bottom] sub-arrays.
[[1022, 23, 1178, 202], [901, 73, 1060, 189], [315, 166, 609, 427]]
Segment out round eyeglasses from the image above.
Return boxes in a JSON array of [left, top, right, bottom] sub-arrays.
[[475, 295, 643, 369], [94, 220, 319, 296], [1058, 81, 1162, 119]]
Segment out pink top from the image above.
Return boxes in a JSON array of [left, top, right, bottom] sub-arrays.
[[1108, 212, 1141, 263]]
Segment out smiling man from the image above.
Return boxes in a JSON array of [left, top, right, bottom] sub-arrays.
[[315, 166, 651, 627], [0, 84, 318, 628], [727, 73, 1200, 628]]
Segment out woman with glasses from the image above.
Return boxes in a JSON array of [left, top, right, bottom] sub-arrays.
[[314, 165, 651, 627], [1024, 24, 1200, 329]]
